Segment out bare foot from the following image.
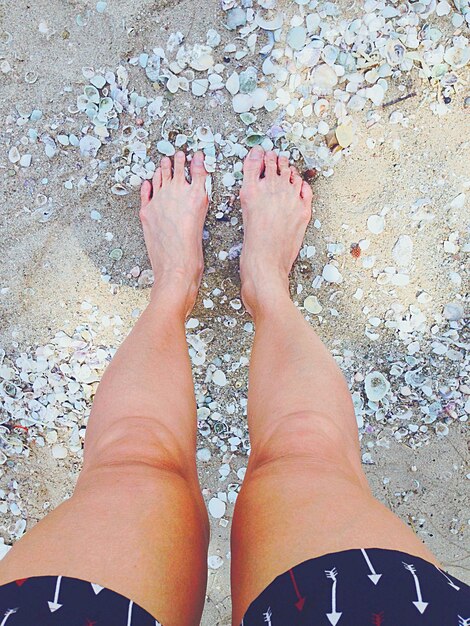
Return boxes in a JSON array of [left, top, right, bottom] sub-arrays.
[[139, 150, 209, 316], [239, 146, 313, 316]]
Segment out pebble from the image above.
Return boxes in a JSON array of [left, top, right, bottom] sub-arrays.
[[208, 497, 226, 518]]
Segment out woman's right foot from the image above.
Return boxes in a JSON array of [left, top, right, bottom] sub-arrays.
[[239, 146, 313, 316]]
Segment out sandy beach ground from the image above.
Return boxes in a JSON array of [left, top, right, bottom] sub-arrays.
[[0, 0, 469, 624]]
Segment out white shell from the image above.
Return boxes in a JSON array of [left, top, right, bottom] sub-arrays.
[[364, 371, 390, 403], [192, 78, 209, 96], [251, 88, 268, 110], [287, 26, 307, 50], [322, 264, 343, 283], [226, 71, 240, 95], [79, 135, 101, 158], [367, 214, 385, 235], [19, 154, 32, 167], [212, 369, 227, 386], [311, 64, 338, 93], [255, 13, 284, 30], [208, 497, 226, 518], [157, 140, 176, 156], [208, 555, 224, 569], [8, 147, 21, 163], [392, 235, 413, 267], [233, 93, 252, 113], [304, 295, 322, 314]]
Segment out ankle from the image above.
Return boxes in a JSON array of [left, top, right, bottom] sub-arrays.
[[241, 272, 291, 319]]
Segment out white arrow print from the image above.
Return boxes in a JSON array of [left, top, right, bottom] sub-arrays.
[[458, 617, 470, 626], [434, 566, 460, 591], [263, 607, 273, 625], [91, 582, 104, 595], [127, 600, 134, 626], [325, 568, 342, 625], [403, 563, 428, 614], [1, 609, 18, 626], [361, 549, 382, 585], [48, 575, 63, 612]]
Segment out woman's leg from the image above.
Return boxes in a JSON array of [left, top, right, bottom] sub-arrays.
[[0, 152, 210, 626], [230, 147, 439, 625]]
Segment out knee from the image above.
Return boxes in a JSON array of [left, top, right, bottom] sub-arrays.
[[82, 414, 193, 479], [249, 410, 363, 482]]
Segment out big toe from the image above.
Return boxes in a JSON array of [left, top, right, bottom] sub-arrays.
[[243, 145, 265, 183]]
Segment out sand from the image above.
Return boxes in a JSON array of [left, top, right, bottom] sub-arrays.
[[0, 0, 469, 624]]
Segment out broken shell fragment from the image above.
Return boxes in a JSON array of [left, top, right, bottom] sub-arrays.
[[365, 371, 390, 403], [367, 214, 385, 235], [303, 295, 322, 314], [157, 140, 176, 156]]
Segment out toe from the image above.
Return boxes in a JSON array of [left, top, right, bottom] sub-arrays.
[[264, 151, 278, 177], [278, 155, 290, 177], [174, 151, 186, 182], [161, 156, 172, 183], [301, 180, 313, 202], [290, 166, 302, 190], [190, 151, 207, 187], [140, 180, 152, 206], [242, 145, 265, 184], [152, 167, 162, 190]]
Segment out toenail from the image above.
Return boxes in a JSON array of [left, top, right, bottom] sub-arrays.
[[250, 146, 264, 159]]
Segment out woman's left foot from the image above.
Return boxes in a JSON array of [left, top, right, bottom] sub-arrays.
[[139, 151, 209, 316]]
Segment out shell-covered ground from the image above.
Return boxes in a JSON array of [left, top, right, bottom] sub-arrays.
[[0, 0, 469, 624]]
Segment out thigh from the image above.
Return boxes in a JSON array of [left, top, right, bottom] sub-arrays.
[[0, 462, 209, 626], [230, 456, 440, 626]]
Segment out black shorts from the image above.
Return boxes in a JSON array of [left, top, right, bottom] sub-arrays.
[[0, 549, 468, 625]]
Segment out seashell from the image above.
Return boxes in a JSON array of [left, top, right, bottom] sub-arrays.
[[335, 123, 354, 148], [365, 371, 390, 402], [366, 84, 385, 105], [166, 73, 179, 93], [79, 134, 101, 158], [8, 146, 20, 163], [109, 248, 123, 261], [233, 93, 252, 113], [311, 64, 338, 93], [30, 109, 43, 121], [0, 450, 6, 465], [208, 497, 226, 518], [192, 78, 209, 96], [255, 13, 284, 31], [90, 74, 106, 89], [226, 7, 247, 30], [24, 71, 37, 84], [444, 46, 470, 69], [322, 264, 343, 283], [1, 60, 11, 73], [175, 134, 188, 147], [303, 295, 322, 314], [392, 235, 413, 267], [190, 52, 214, 72], [245, 133, 264, 147], [251, 87, 268, 110], [222, 172, 236, 187], [322, 44, 339, 65], [129, 174, 142, 188], [443, 302, 464, 321], [111, 183, 129, 196], [226, 71, 240, 95], [84, 85, 100, 104], [314, 98, 329, 117], [0, 31, 12, 47], [19, 153, 32, 167], [239, 67, 257, 94], [367, 214, 385, 235], [157, 140, 175, 156], [197, 126, 214, 143], [206, 28, 221, 47], [240, 112, 256, 125], [212, 369, 227, 386], [99, 97, 114, 113], [287, 26, 307, 51], [385, 40, 405, 66]]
